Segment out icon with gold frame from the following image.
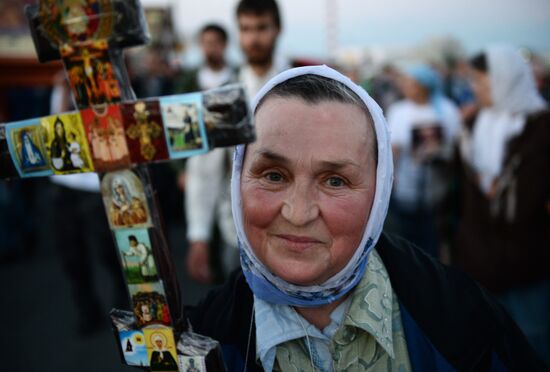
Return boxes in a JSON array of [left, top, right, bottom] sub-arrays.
[[41, 112, 94, 174], [5, 118, 52, 178], [101, 169, 152, 229]]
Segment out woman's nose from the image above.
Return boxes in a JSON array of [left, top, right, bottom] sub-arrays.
[[281, 182, 319, 226]]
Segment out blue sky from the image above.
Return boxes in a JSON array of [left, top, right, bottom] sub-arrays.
[[143, 0, 550, 60]]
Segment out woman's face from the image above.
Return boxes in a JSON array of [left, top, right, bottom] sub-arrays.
[[115, 184, 126, 197], [55, 122, 64, 137], [241, 97, 376, 286], [469, 68, 492, 107], [23, 133, 30, 145]]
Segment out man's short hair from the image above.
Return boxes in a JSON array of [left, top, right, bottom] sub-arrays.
[[236, 0, 281, 30], [200, 23, 228, 43], [256, 74, 378, 163], [470, 53, 488, 73]]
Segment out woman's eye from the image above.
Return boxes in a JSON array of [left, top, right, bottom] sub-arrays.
[[326, 176, 346, 187], [264, 172, 284, 182]]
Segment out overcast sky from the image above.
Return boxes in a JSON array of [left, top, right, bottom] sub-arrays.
[[143, 0, 550, 62]]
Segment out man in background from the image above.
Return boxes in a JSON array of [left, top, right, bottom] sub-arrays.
[[175, 24, 235, 92], [184, 0, 284, 283]]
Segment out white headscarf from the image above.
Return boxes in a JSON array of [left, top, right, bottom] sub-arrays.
[[470, 45, 547, 193], [230, 65, 394, 306]]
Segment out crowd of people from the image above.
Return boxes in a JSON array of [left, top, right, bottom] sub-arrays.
[[174, 1, 550, 368], [1, 0, 549, 370]]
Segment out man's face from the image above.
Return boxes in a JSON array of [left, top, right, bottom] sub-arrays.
[[200, 30, 226, 66], [237, 12, 279, 66], [241, 97, 376, 286]]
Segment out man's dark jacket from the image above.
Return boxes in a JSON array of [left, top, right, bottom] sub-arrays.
[[187, 233, 548, 371]]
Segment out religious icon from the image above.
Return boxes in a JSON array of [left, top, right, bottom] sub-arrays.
[[121, 100, 169, 163], [202, 84, 254, 148], [128, 282, 172, 328], [114, 228, 159, 284], [81, 104, 131, 171], [61, 39, 122, 109], [100, 169, 152, 229], [41, 112, 94, 174], [0, 125, 21, 179], [119, 329, 149, 367], [160, 93, 209, 159], [5, 118, 52, 178], [144, 327, 180, 372], [179, 356, 206, 372], [37, 0, 116, 47]]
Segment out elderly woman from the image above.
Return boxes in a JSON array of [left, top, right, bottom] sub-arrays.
[[188, 66, 543, 371], [454, 45, 550, 365]]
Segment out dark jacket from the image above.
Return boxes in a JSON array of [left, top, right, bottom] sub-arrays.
[[454, 110, 550, 292], [187, 233, 547, 371]]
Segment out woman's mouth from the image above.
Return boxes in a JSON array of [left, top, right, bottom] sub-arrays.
[[274, 234, 322, 251]]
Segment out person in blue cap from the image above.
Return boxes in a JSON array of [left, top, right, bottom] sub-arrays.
[[386, 64, 461, 258]]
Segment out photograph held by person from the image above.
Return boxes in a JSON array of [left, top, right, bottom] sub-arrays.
[[186, 66, 545, 371], [454, 45, 550, 365], [386, 65, 461, 259], [184, 0, 284, 284]]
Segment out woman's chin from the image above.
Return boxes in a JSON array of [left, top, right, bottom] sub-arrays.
[[271, 265, 326, 287]]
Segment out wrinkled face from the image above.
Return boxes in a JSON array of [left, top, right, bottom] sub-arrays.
[[469, 68, 492, 107], [238, 12, 279, 66], [200, 30, 226, 66], [241, 97, 376, 286]]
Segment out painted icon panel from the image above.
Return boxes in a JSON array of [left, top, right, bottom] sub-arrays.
[[101, 169, 152, 229], [61, 40, 122, 109], [144, 327, 179, 372], [0, 125, 21, 178], [119, 329, 149, 367], [81, 104, 131, 171], [5, 118, 52, 178], [128, 282, 172, 328], [41, 112, 94, 174], [121, 100, 169, 163], [114, 228, 159, 284], [160, 93, 208, 159]]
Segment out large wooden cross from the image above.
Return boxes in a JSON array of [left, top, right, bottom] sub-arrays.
[[0, 1, 254, 371]]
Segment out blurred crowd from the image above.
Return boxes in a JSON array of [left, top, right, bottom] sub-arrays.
[[1, 0, 549, 366]]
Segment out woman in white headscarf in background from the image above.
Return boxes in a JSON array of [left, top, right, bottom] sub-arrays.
[[187, 65, 544, 371], [454, 45, 550, 365]]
